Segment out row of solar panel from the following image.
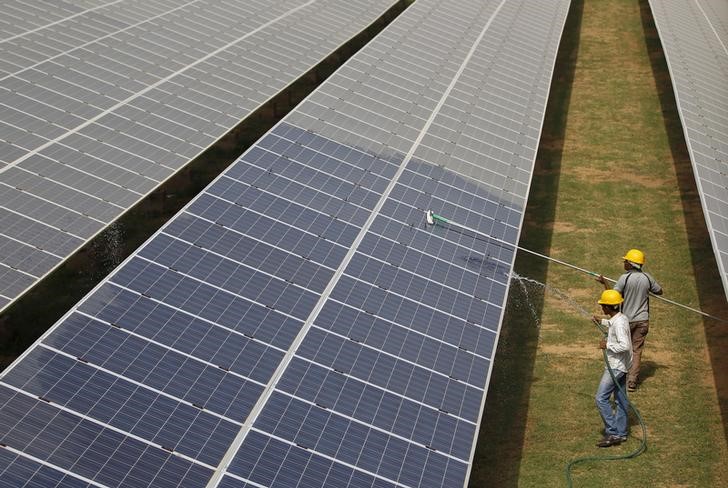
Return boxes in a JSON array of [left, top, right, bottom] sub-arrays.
[[648, 0, 728, 299], [215, 0, 570, 482], [0, 0, 400, 312]]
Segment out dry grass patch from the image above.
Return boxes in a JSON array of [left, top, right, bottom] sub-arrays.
[[539, 342, 597, 359], [552, 221, 580, 233], [568, 287, 596, 298], [568, 165, 673, 189]]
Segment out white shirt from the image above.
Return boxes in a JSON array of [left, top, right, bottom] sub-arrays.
[[601, 312, 632, 373]]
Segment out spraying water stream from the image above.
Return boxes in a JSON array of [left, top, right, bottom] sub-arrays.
[[509, 271, 593, 324]]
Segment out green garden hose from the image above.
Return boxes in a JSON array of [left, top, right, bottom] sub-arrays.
[[564, 324, 648, 486]]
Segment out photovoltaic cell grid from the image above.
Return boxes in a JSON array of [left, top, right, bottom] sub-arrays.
[[0, 0, 399, 313], [648, 0, 728, 299], [0, 0, 571, 487]]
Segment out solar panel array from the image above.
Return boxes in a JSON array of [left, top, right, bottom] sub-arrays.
[[0, 0, 572, 486], [0, 0, 399, 313], [648, 0, 728, 299]]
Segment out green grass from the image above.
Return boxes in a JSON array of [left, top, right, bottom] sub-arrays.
[[470, 0, 728, 486]]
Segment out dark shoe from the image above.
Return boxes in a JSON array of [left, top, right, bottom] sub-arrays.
[[596, 435, 624, 448]]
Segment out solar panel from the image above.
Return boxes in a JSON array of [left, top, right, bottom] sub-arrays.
[[0, 0, 571, 486], [0, 0, 401, 312], [648, 0, 728, 299]]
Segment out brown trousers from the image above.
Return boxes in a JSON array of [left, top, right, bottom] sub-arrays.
[[628, 320, 649, 386]]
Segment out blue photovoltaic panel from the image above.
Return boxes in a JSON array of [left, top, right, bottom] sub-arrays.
[[0, 446, 95, 488], [0, 0, 399, 313], [0, 0, 571, 486], [648, 0, 728, 299]]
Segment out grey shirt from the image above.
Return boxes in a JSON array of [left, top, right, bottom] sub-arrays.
[[614, 269, 662, 322]]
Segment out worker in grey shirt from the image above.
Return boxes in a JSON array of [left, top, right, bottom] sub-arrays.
[[597, 249, 662, 392]]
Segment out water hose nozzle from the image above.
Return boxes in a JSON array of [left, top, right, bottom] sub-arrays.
[[425, 210, 448, 225], [426, 210, 434, 225]]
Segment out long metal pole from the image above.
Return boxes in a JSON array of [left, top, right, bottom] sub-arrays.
[[425, 211, 726, 322]]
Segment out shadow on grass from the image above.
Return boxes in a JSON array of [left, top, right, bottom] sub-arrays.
[[639, 0, 728, 445], [637, 359, 659, 385], [467, 1, 584, 486]]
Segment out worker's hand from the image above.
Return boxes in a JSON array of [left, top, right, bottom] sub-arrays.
[[595, 274, 606, 285], [591, 315, 601, 326], [599, 339, 607, 349]]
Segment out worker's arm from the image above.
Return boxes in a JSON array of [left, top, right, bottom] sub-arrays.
[[647, 272, 663, 295], [595, 275, 609, 290]]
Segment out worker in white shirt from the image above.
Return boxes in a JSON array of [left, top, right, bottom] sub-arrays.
[[593, 289, 633, 448]]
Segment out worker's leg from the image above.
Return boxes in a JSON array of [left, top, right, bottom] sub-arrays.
[[613, 373, 629, 438], [628, 320, 649, 390], [595, 369, 618, 436]]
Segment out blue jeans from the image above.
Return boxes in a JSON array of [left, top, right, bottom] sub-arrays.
[[595, 368, 629, 437]]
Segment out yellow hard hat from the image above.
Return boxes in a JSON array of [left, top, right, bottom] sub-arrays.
[[598, 289, 624, 305], [622, 248, 645, 265]]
